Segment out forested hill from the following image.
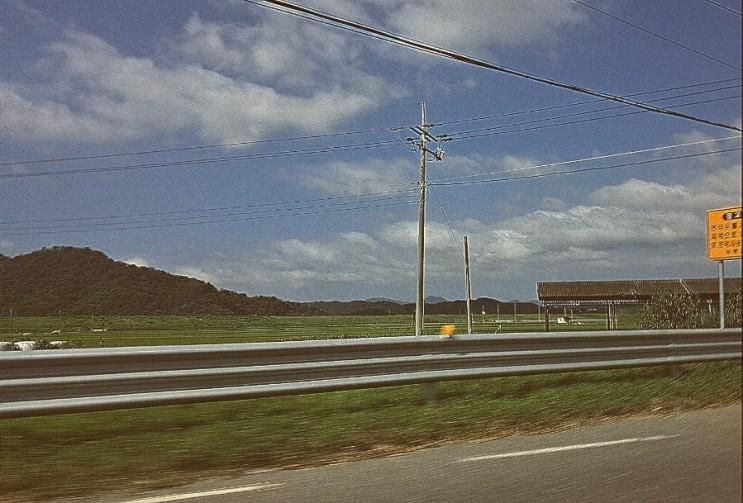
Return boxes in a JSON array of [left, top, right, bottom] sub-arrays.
[[0, 247, 312, 316]]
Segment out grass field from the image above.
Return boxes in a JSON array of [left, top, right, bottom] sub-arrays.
[[0, 311, 641, 348]]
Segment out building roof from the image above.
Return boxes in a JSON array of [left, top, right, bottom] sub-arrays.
[[537, 277, 742, 305]]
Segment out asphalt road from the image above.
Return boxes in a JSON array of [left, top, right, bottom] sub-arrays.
[[103, 405, 741, 503]]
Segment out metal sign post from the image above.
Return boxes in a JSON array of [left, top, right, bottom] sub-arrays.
[[718, 261, 725, 329]]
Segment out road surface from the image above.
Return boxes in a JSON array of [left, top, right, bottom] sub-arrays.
[[97, 405, 740, 503]]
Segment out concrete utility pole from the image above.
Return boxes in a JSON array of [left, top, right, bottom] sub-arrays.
[[415, 103, 428, 336], [464, 235, 473, 334]]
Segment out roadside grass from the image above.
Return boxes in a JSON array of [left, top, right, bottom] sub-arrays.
[[1, 362, 739, 502]]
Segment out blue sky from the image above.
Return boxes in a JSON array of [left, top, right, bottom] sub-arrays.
[[1, 0, 741, 302]]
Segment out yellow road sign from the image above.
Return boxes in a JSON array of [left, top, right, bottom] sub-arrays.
[[706, 206, 742, 260]]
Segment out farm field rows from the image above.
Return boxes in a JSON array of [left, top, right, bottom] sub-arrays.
[[0, 312, 640, 348]]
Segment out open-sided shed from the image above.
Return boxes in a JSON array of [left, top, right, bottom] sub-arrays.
[[536, 277, 741, 330]]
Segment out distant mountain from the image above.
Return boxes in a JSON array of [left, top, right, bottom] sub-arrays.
[[304, 297, 539, 316], [365, 297, 406, 304], [0, 246, 313, 316], [304, 299, 410, 316], [425, 296, 448, 304]]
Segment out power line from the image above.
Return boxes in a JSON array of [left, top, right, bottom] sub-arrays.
[[253, 0, 742, 132], [1, 199, 417, 236], [0, 188, 416, 226], [443, 94, 741, 142], [442, 85, 742, 137], [431, 148, 740, 187], [702, 0, 742, 16], [430, 77, 741, 127], [0, 140, 398, 179], [428, 182, 465, 259], [11, 92, 733, 181], [0, 129, 379, 168], [432, 135, 741, 184], [1, 194, 413, 232], [3, 78, 737, 170], [0, 187, 415, 230], [570, 0, 740, 70]]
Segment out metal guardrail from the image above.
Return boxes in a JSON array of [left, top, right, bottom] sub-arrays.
[[1, 329, 740, 419]]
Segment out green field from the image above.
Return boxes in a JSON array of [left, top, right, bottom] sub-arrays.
[[0, 312, 640, 348]]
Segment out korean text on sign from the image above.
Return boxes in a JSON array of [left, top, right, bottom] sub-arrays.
[[706, 206, 742, 260]]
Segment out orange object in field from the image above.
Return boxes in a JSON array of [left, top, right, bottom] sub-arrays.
[[439, 324, 455, 337]]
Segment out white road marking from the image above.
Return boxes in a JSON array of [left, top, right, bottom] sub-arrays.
[[458, 434, 680, 462], [121, 483, 283, 503]]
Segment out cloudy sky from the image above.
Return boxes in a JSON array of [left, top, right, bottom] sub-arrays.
[[1, 0, 741, 302]]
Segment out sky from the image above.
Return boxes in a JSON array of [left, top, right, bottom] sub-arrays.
[[1, 0, 741, 302]]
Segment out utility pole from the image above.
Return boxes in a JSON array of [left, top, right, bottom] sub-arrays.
[[415, 102, 428, 336], [464, 235, 473, 334], [408, 102, 445, 338]]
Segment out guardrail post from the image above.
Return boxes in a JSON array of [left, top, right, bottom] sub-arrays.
[[422, 383, 437, 404], [667, 335, 681, 379]]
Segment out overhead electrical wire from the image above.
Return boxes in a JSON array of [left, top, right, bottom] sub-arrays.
[[443, 94, 741, 142], [428, 182, 465, 259], [432, 135, 741, 184], [251, 0, 742, 132], [0, 129, 379, 168], [0, 188, 416, 226], [7, 146, 737, 235], [1, 199, 417, 236], [431, 148, 741, 187], [570, 0, 740, 70], [701, 0, 742, 17], [2, 78, 738, 170], [1, 194, 414, 232], [3, 86, 737, 179], [441, 85, 742, 137], [429, 77, 741, 127], [0, 140, 398, 179], [5, 138, 738, 235], [432, 148, 740, 187]]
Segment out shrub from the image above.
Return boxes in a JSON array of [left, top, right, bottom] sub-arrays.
[[724, 292, 742, 328], [640, 292, 708, 329]]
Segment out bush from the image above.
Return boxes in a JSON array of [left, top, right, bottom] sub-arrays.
[[640, 292, 709, 329], [641, 291, 742, 329], [724, 292, 742, 328]]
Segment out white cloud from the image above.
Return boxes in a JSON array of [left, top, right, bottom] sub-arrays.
[[1, 21, 394, 145], [174, 266, 218, 285], [541, 196, 567, 211], [376, 0, 587, 53], [430, 153, 547, 184], [0, 84, 119, 143], [117, 129, 739, 301], [589, 166, 742, 212], [179, 154, 740, 300], [0, 240, 15, 254], [122, 256, 150, 268], [214, 231, 410, 295], [173, 13, 371, 93], [298, 158, 416, 196], [239, 0, 588, 55]]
